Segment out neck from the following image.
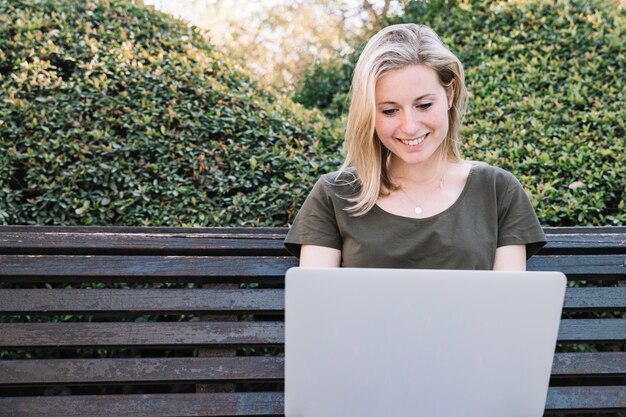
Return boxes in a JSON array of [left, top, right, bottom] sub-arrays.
[[390, 156, 449, 186]]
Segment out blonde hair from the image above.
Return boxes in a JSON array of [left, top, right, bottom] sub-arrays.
[[338, 23, 468, 215]]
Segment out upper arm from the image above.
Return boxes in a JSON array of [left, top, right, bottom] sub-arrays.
[[496, 171, 546, 258], [300, 245, 341, 267], [284, 176, 344, 259], [492, 244, 526, 271]]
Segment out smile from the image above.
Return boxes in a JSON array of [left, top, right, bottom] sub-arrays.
[[398, 133, 428, 146]]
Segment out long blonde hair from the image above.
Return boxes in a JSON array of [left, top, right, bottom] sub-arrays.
[[339, 23, 468, 216]]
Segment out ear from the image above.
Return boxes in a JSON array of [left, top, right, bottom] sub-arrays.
[[447, 79, 456, 109]]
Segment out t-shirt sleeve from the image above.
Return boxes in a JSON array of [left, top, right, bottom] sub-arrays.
[[497, 173, 547, 259], [284, 177, 342, 258]]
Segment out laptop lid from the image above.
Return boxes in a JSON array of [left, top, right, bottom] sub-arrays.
[[285, 267, 566, 417]]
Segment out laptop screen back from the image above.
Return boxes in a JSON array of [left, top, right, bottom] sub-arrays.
[[285, 267, 566, 417]]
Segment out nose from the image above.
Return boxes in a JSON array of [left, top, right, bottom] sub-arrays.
[[401, 109, 421, 136]]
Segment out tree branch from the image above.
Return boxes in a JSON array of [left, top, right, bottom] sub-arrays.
[[362, 0, 379, 24], [381, 0, 391, 18]]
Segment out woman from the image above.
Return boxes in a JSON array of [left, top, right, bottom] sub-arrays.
[[284, 23, 546, 269]]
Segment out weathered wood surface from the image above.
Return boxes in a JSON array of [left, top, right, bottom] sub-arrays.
[[0, 254, 623, 282], [550, 352, 626, 377], [556, 319, 626, 342], [527, 254, 626, 278], [1, 287, 624, 314], [544, 386, 626, 411], [0, 319, 623, 348], [0, 227, 288, 255], [0, 255, 297, 282], [0, 387, 624, 416], [561, 287, 626, 311], [0, 289, 285, 314], [0, 322, 284, 348], [1, 226, 624, 255], [0, 392, 285, 417], [0, 357, 285, 385], [541, 227, 626, 254], [0, 225, 624, 416], [1, 352, 623, 386]]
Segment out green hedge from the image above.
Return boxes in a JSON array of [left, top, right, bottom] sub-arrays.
[[0, 0, 342, 226], [296, 0, 625, 226], [2, 0, 623, 227], [293, 49, 361, 119]]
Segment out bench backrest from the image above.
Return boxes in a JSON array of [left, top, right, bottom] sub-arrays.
[[0, 226, 624, 416]]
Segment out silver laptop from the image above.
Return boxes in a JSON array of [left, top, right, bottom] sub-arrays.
[[285, 267, 566, 417]]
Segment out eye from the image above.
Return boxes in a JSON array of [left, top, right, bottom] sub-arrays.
[[417, 103, 432, 110], [382, 108, 398, 116]]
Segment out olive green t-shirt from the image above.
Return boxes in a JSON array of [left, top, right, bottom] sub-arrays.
[[284, 162, 546, 269]]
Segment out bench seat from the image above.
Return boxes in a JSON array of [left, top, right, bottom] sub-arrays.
[[0, 226, 624, 416]]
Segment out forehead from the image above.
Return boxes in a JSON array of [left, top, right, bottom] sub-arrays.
[[375, 64, 443, 101]]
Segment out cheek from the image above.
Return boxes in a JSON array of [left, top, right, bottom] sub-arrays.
[[427, 107, 450, 130], [374, 117, 393, 137]]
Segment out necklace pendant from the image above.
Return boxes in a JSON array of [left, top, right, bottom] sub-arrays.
[[414, 207, 423, 215]]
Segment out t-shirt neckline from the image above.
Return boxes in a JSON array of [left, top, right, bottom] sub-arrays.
[[372, 161, 479, 222]]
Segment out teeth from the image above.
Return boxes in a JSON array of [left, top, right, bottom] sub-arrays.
[[400, 134, 427, 146]]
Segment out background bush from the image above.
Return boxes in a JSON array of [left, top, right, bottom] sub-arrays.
[[0, 0, 623, 227], [0, 0, 342, 226], [296, 0, 625, 226], [292, 48, 361, 119]]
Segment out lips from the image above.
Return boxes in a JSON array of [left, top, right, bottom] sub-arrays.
[[398, 133, 429, 146]]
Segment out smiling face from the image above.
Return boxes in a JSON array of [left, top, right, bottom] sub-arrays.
[[375, 64, 453, 174]]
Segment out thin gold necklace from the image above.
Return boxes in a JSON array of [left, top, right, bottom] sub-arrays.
[[398, 176, 445, 215]]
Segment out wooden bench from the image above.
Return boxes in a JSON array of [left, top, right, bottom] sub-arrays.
[[0, 225, 624, 416]]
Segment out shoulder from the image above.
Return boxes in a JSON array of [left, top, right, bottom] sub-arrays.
[[468, 161, 520, 190], [316, 168, 361, 197], [319, 167, 359, 183]]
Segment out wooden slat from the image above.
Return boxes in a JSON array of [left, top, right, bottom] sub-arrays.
[[542, 227, 626, 254], [0, 319, 622, 348], [1, 254, 624, 282], [0, 322, 284, 348], [0, 255, 297, 282], [1, 287, 622, 314], [1, 226, 624, 255], [0, 357, 284, 385], [0, 226, 288, 235], [1, 352, 623, 386], [0, 392, 284, 417], [557, 319, 626, 342], [527, 255, 626, 278], [0, 230, 288, 255], [551, 352, 626, 376], [0, 388, 624, 416], [3, 288, 622, 316], [563, 287, 626, 311], [544, 227, 626, 235], [0, 289, 285, 314], [545, 386, 626, 411]]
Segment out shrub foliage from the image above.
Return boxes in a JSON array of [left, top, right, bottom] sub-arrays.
[[1, 0, 623, 227], [0, 0, 342, 226], [292, 51, 360, 119], [296, 0, 625, 226]]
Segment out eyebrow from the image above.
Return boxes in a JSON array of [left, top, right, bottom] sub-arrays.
[[376, 93, 436, 106]]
